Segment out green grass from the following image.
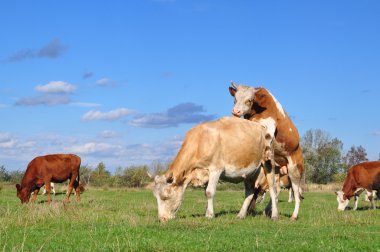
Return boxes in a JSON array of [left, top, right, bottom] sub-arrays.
[[1, 184, 379, 251]]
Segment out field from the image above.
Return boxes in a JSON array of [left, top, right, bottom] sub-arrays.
[[1, 184, 379, 252]]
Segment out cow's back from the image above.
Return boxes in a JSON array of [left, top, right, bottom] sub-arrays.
[[351, 161, 380, 190], [25, 154, 81, 182]]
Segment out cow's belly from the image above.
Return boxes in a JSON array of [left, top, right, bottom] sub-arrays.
[[221, 163, 261, 183]]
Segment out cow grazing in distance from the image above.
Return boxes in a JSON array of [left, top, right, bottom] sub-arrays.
[[16, 154, 83, 204], [335, 161, 380, 211], [229, 82, 304, 220], [153, 116, 279, 222], [350, 188, 378, 211], [42, 182, 56, 196]]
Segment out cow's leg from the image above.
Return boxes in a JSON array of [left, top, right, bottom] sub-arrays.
[[65, 179, 75, 203], [73, 180, 81, 201], [45, 182, 53, 203], [31, 188, 40, 203], [287, 156, 302, 220], [237, 177, 256, 219], [353, 195, 359, 211], [205, 170, 222, 218], [288, 188, 294, 203], [263, 160, 279, 220], [52, 183, 56, 196], [369, 192, 376, 209]]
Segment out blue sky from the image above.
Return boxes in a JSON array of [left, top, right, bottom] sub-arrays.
[[1, 0, 379, 172]]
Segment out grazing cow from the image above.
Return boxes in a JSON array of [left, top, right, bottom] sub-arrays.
[[229, 82, 304, 220], [350, 188, 378, 211], [42, 182, 56, 196], [335, 161, 380, 211], [153, 116, 279, 222], [16, 154, 83, 204]]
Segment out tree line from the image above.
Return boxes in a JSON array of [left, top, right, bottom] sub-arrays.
[[1, 129, 379, 187]]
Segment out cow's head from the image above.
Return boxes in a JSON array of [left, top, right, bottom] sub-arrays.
[[16, 184, 30, 204], [153, 173, 185, 222], [335, 190, 349, 211], [229, 82, 257, 117]]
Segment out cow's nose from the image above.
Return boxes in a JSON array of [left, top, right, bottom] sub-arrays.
[[232, 109, 241, 116]]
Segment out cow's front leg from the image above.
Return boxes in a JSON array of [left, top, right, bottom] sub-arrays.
[[31, 188, 40, 203], [369, 192, 376, 209], [205, 170, 222, 218], [237, 178, 256, 219]]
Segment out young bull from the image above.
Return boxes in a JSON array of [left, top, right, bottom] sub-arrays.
[[16, 154, 83, 204], [336, 161, 380, 211], [229, 82, 304, 220], [153, 116, 279, 222]]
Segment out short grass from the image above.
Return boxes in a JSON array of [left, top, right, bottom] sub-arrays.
[[1, 184, 379, 251]]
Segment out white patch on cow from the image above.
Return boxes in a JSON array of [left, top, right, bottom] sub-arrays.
[[224, 163, 261, 178], [268, 91, 285, 118], [289, 128, 293, 132], [257, 117, 277, 138], [336, 190, 349, 211]]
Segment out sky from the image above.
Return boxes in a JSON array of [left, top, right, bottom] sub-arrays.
[[1, 0, 380, 172]]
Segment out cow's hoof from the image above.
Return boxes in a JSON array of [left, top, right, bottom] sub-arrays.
[[271, 216, 279, 221], [236, 213, 246, 219], [290, 216, 298, 221]]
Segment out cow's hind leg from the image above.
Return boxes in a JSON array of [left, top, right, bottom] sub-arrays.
[[73, 180, 81, 201], [205, 170, 222, 218], [45, 182, 53, 203], [288, 158, 302, 220], [263, 160, 279, 220], [237, 177, 256, 219]]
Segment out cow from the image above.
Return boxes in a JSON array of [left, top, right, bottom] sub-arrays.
[[153, 116, 279, 222], [335, 161, 380, 211], [16, 154, 83, 204], [42, 182, 56, 196], [229, 82, 304, 220]]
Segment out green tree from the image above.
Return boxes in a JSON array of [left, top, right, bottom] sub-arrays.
[[0, 165, 10, 182], [9, 170, 24, 184], [122, 165, 150, 187], [342, 145, 368, 170], [80, 165, 93, 185], [302, 129, 343, 184], [90, 162, 111, 186]]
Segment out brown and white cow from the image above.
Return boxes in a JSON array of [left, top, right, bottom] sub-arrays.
[[153, 116, 279, 222], [335, 161, 380, 211], [16, 154, 83, 204], [229, 82, 304, 220]]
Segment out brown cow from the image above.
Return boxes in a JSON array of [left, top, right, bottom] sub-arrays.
[[229, 82, 304, 220], [16, 154, 83, 204], [335, 161, 380, 210]]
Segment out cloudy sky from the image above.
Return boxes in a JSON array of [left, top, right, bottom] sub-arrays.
[[1, 1, 380, 172]]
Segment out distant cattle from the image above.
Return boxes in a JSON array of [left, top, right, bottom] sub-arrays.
[[229, 82, 304, 220], [16, 154, 83, 204], [336, 161, 380, 210], [153, 117, 279, 222], [42, 182, 56, 196]]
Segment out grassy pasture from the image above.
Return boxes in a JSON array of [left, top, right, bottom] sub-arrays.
[[0, 184, 379, 251]]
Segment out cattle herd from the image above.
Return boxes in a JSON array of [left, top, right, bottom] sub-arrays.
[[16, 83, 380, 222]]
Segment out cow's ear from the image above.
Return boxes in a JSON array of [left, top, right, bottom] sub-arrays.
[[16, 184, 21, 191], [229, 86, 237, 97], [166, 172, 174, 184]]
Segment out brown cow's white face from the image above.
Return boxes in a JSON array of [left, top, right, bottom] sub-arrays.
[[16, 184, 30, 204], [153, 175, 185, 222], [335, 191, 349, 211], [229, 85, 256, 117]]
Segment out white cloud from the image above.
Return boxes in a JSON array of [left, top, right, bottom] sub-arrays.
[[35, 81, 76, 94], [67, 142, 120, 154], [371, 129, 380, 136], [0, 132, 18, 148], [82, 108, 134, 121], [70, 102, 101, 107], [96, 78, 113, 86], [15, 94, 71, 106], [100, 130, 118, 139]]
